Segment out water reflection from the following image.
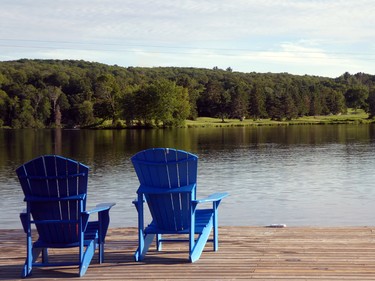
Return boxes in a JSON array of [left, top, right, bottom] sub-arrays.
[[1, 124, 375, 228]]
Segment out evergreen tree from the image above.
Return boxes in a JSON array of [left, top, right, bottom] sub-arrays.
[[249, 84, 266, 120]]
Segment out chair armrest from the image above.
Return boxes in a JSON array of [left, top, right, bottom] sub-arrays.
[[24, 194, 86, 202], [83, 203, 115, 241], [193, 192, 228, 204], [84, 202, 116, 215]]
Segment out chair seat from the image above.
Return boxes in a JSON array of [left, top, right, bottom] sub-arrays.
[[34, 227, 99, 248], [145, 209, 214, 235]]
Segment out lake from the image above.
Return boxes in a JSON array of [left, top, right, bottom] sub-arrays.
[[1, 124, 375, 229]]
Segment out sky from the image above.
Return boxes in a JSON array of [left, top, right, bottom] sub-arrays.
[[1, 0, 375, 78]]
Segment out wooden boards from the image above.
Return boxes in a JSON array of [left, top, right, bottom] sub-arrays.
[[2, 226, 375, 280]]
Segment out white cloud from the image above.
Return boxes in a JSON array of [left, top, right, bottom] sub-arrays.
[[2, 0, 372, 42], [0, 0, 375, 76]]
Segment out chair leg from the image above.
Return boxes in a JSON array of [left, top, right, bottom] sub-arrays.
[[41, 248, 48, 263], [98, 242, 104, 264], [213, 201, 220, 251], [156, 234, 162, 251], [22, 261, 32, 278], [213, 210, 219, 251], [190, 227, 212, 262], [189, 218, 214, 263], [30, 247, 43, 263], [79, 240, 95, 277], [135, 233, 155, 261], [22, 232, 33, 277]]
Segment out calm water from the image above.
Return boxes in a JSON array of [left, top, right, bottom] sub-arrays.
[[1, 125, 375, 229]]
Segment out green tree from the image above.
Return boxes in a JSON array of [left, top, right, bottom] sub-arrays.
[[47, 86, 63, 127], [249, 84, 267, 120], [132, 79, 190, 127], [309, 93, 323, 116], [204, 80, 230, 122], [121, 85, 139, 126], [171, 87, 191, 126], [44, 71, 69, 88], [0, 90, 9, 126], [57, 92, 70, 124], [344, 86, 369, 111], [267, 92, 283, 120], [325, 89, 346, 114], [282, 92, 298, 120], [12, 99, 35, 128], [176, 75, 203, 120], [23, 84, 50, 127], [94, 74, 121, 124], [150, 79, 190, 127], [133, 85, 157, 127], [229, 82, 249, 119], [78, 100, 95, 126], [288, 84, 308, 117]]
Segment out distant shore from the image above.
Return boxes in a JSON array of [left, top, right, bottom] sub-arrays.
[[92, 109, 375, 129], [185, 114, 375, 128], [3, 109, 370, 130]]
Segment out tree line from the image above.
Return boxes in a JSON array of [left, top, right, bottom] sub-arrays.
[[0, 59, 375, 129]]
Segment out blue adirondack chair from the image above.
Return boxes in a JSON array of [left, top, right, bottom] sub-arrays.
[[131, 148, 228, 262], [16, 155, 115, 277]]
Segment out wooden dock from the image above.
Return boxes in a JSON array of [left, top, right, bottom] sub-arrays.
[[2, 226, 375, 280]]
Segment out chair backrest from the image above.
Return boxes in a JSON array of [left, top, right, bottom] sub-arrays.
[[131, 148, 198, 231], [16, 155, 89, 244]]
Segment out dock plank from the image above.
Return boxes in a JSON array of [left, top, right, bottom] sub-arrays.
[[1, 226, 375, 280]]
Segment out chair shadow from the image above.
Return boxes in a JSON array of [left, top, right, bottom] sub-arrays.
[[0, 242, 193, 280], [0, 263, 78, 280]]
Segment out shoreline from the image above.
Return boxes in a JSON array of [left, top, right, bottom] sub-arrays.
[[95, 110, 375, 129], [1, 110, 374, 130]]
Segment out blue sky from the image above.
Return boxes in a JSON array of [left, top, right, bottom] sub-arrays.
[[1, 0, 374, 77]]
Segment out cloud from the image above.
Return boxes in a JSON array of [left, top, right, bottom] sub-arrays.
[[1, 0, 372, 42], [0, 0, 374, 76], [2, 0, 374, 45]]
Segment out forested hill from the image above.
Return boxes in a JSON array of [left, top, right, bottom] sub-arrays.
[[0, 59, 374, 128]]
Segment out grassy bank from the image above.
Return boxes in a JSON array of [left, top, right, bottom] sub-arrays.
[[185, 109, 375, 128], [94, 109, 375, 129]]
